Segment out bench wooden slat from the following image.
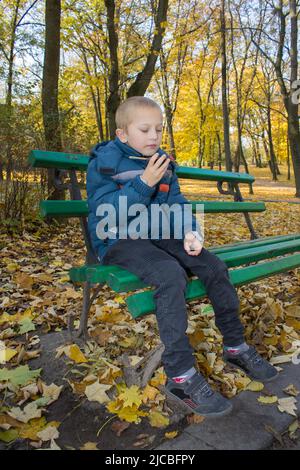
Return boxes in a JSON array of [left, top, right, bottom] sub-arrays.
[[125, 253, 300, 318], [69, 233, 300, 284], [106, 238, 300, 292], [40, 199, 266, 218], [29, 150, 89, 171], [176, 166, 254, 184], [69, 264, 121, 283], [189, 201, 266, 213], [29, 150, 255, 184], [210, 233, 300, 254]]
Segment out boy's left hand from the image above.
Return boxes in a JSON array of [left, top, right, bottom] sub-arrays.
[[184, 232, 203, 256]]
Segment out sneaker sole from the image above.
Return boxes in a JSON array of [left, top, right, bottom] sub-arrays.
[[224, 358, 279, 383], [163, 387, 233, 418]]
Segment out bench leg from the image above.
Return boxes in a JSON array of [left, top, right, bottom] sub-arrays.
[[77, 282, 104, 340], [243, 212, 259, 240], [78, 281, 91, 340]]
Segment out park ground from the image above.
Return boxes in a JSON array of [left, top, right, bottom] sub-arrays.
[[0, 165, 300, 450]]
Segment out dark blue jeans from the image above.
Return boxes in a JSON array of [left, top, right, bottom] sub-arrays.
[[102, 238, 245, 378]]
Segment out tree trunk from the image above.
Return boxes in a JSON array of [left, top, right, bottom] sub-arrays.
[[105, 0, 121, 139], [42, 0, 63, 199], [267, 100, 278, 181], [287, 132, 291, 180], [127, 0, 168, 97], [105, 0, 168, 139], [4, 0, 21, 182], [288, 0, 300, 197], [220, 0, 233, 172]]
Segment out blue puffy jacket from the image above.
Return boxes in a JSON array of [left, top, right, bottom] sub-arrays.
[[86, 137, 201, 262]]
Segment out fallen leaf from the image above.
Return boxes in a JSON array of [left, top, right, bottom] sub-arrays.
[[37, 425, 59, 442], [164, 431, 178, 439], [18, 318, 36, 335], [85, 381, 112, 404], [0, 365, 41, 387], [245, 381, 264, 392], [257, 396, 278, 404], [186, 414, 206, 425], [0, 429, 18, 442], [0, 347, 18, 364], [148, 410, 169, 428], [289, 420, 299, 436], [142, 385, 159, 404], [18, 417, 47, 440], [80, 442, 99, 450], [56, 344, 88, 363], [118, 385, 143, 408], [283, 384, 299, 397], [14, 273, 34, 290], [41, 383, 63, 405], [7, 402, 43, 423], [277, 397, 298, 417]]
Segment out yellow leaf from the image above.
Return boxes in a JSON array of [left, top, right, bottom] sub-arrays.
[[289, 420, 299, 435], [150, 369, 166, 388], [118, 385, 143, 408], [149, 410, 169, 428], [18, 417, 47, 441], [246, 381, 264, 392], [6, 263, 19, 273], [63, 288, 81, 299], [142, 385, 159, 404], [286, 318, 300, 330], [80, 442, 98, 450], [0, 309, 34, 325], [164, 431, 178, 439], [264, 336, 278, 346], [0, 347, 18, 364], [113, 296, 126, 304], [118, 336, 138, 349], [257, 396, 278, 404], [118, 405, 147, 424], [106, 399, 122, 415], [56, 344, 88, 363], [235, 376, 251, 390]]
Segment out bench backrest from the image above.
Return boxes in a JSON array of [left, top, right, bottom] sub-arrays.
[[28, 149, 258, 265]]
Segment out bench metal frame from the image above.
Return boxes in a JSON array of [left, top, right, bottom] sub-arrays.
[[31, 151, 296, 340]]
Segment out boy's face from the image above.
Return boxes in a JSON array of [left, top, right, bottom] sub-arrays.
[[116, 106, 163, 156]]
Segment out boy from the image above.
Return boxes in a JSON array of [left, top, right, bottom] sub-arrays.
[[87, 96, 278, 417]]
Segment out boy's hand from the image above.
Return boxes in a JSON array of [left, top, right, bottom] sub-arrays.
[[141, 153, 170, 187], [184, 232, 203, 256]]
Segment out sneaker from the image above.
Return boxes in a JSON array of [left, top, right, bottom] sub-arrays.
[[164, 372, 233, 417], [223, 345, 278, 382]]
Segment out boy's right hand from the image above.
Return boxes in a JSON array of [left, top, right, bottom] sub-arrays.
[[141, 153, 170, 187]]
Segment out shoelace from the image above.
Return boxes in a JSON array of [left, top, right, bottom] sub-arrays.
[[193, 381, 214, 399], [247, 348, 264, 366]]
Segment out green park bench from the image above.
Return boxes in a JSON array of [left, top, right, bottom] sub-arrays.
[[28, 150, 300, 339]]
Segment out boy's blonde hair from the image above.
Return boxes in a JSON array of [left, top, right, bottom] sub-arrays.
[[115, 96, 162, 131]]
